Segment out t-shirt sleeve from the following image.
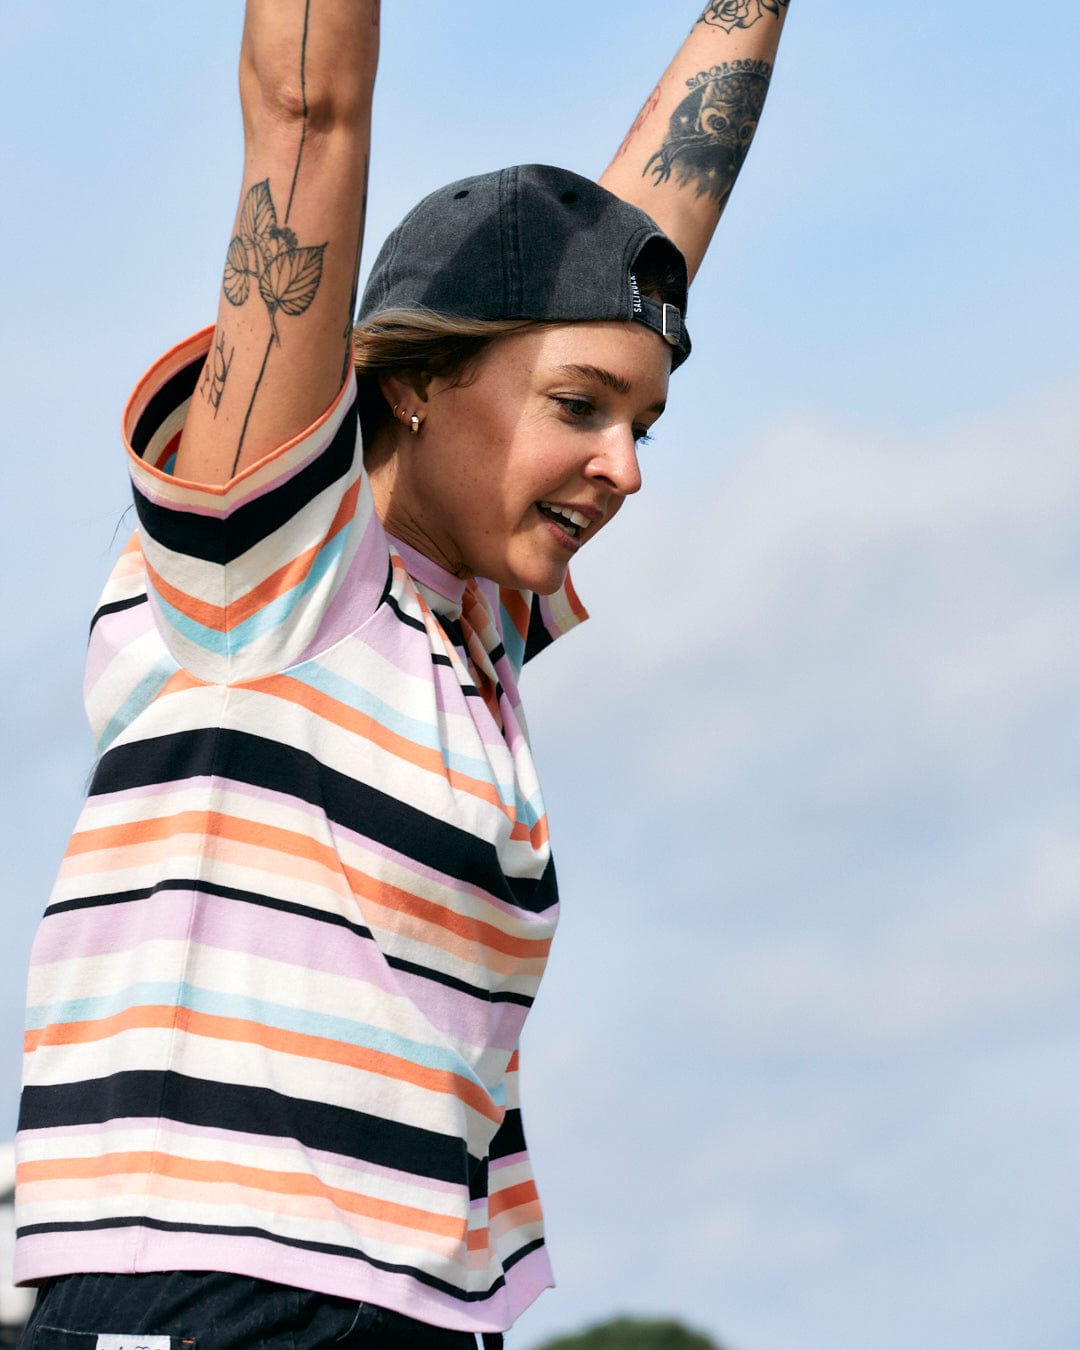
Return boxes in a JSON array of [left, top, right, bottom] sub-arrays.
[[123, 329, 389, 684], [491, 577, 589, 678]]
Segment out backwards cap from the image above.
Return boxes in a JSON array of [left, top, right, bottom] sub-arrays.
[[358, 164, 691, 368]]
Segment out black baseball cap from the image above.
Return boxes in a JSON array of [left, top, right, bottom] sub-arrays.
[[358, 164, 691, 369]]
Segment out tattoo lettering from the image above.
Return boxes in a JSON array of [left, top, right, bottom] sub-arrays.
[[199, 328, 235, 415], [644, 60, 771, 211], [698, 0, 788, 32], [613, 83, 663, 163]]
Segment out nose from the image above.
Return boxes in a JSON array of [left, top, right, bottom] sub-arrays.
[[590, 427, 643, 497]]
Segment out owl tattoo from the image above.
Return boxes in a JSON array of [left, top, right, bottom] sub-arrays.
[[645, 61, 772, 211]]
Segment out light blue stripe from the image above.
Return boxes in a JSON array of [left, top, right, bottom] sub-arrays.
[[97, 658, 177, 753], [27, 982, 488, 1091], [294, 664, 518, 808], [499, 601, 527, 675], [512, 787, 544, 830], [153, 529, 349, 658]]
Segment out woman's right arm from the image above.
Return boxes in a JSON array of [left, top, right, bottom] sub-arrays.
[[600, 2, 790, 284], [174, 0, 379, 486]]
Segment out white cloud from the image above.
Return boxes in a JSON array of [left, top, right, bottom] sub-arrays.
[[520, 373, 1080, 1350]]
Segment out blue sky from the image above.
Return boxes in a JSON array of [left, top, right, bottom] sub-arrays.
[[3, 4, 1079, 1348]]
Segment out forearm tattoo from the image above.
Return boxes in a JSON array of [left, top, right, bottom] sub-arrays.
[[215, 0, 328, 475], [613, 84, 663, 163], [199, 328, 235, 416], [698, 0, 788, 32], [342, 153, 369, 384], [644, 60, 772, 211]]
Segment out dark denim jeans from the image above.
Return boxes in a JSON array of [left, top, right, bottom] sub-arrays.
[[20, 1273, 501, 1349]]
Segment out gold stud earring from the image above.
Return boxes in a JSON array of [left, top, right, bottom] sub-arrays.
[[410, 414, 421, 436]]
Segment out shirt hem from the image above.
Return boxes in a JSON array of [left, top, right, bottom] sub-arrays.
[[14, 1228, 554, 1334]]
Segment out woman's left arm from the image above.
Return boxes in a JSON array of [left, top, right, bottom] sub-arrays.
[[599, 1, 791, 283]]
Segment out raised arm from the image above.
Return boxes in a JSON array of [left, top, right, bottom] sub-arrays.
[[175, 0, 379, 485], [600, 1, 789, 283]]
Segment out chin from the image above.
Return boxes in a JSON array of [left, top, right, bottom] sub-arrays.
[[487, 559, 569, 597]]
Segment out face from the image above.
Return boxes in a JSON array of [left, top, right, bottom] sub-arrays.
[[373, 322, 671, 594]]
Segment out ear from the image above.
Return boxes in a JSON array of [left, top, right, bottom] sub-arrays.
[[377, 370, 433, 413]]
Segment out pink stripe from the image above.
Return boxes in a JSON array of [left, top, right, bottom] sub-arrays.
[[83, 600, 156, 692], [15, 1228, 552, 1331], [31, 887, 525, 1053], [489, 1151, 529, 1172], [294, 507, 388, 663]]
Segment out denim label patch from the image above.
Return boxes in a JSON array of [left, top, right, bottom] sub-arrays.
[[95, 1339, 173, 1350]]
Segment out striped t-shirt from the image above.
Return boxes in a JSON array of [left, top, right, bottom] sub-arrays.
[[15, 329, 586, 1333]]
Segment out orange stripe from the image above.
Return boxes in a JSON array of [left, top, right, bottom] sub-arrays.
[[144, 479, 360, 633], [255, 674, 510, 814], [19, 1152, 466, 1239], [498, 588, 531, 644], [244, 674, 549, 850], [64, 811, 336, 871], [61, 810, 548, 962], [342, 862, 551, 962], [26, 1004, 502, 1123], [562, 571, 588, 623], [158, 668, 206, 698], [488, 1179, 539, 1220]]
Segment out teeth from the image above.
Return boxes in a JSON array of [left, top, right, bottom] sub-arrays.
[[540, 502, 590, 531]]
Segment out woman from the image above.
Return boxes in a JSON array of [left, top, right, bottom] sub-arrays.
[[15, 3, 789, 1346]]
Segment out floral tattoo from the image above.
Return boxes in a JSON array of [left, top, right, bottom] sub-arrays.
[[698, 0, 789, 32], [645, 60, 772, 211], [212, 0, 331, 475]]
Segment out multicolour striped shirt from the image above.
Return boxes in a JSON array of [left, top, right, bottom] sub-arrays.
[[15, 329, 586, 1333]]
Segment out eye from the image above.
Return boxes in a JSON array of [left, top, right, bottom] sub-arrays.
[[634, 428, 655, 446], [552, 396, 595, 421]]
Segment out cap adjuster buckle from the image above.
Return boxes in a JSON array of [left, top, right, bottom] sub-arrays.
[[661, 302, 682, 347]]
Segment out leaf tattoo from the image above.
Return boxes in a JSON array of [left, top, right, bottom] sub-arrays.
[[224, 180, 325, 340], [223, 236, 251, 306], [240, 179, 277, 255], [223, 178, 326, 474]]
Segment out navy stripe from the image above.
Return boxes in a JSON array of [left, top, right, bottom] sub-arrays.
[[523, 594, 555, 664], [132, 402, 358, 565], [18, 1073, 470, 1183], [487, 1107, 526, 1162], [90, 730, 558, 915], [88, 593, 148, 636], [130, 359, 201, 460]]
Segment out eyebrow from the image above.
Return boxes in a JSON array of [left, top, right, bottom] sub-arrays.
[[555, 364, 667, 414]]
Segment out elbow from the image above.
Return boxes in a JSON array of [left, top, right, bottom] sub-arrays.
[[239, 25, 377, 136]]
